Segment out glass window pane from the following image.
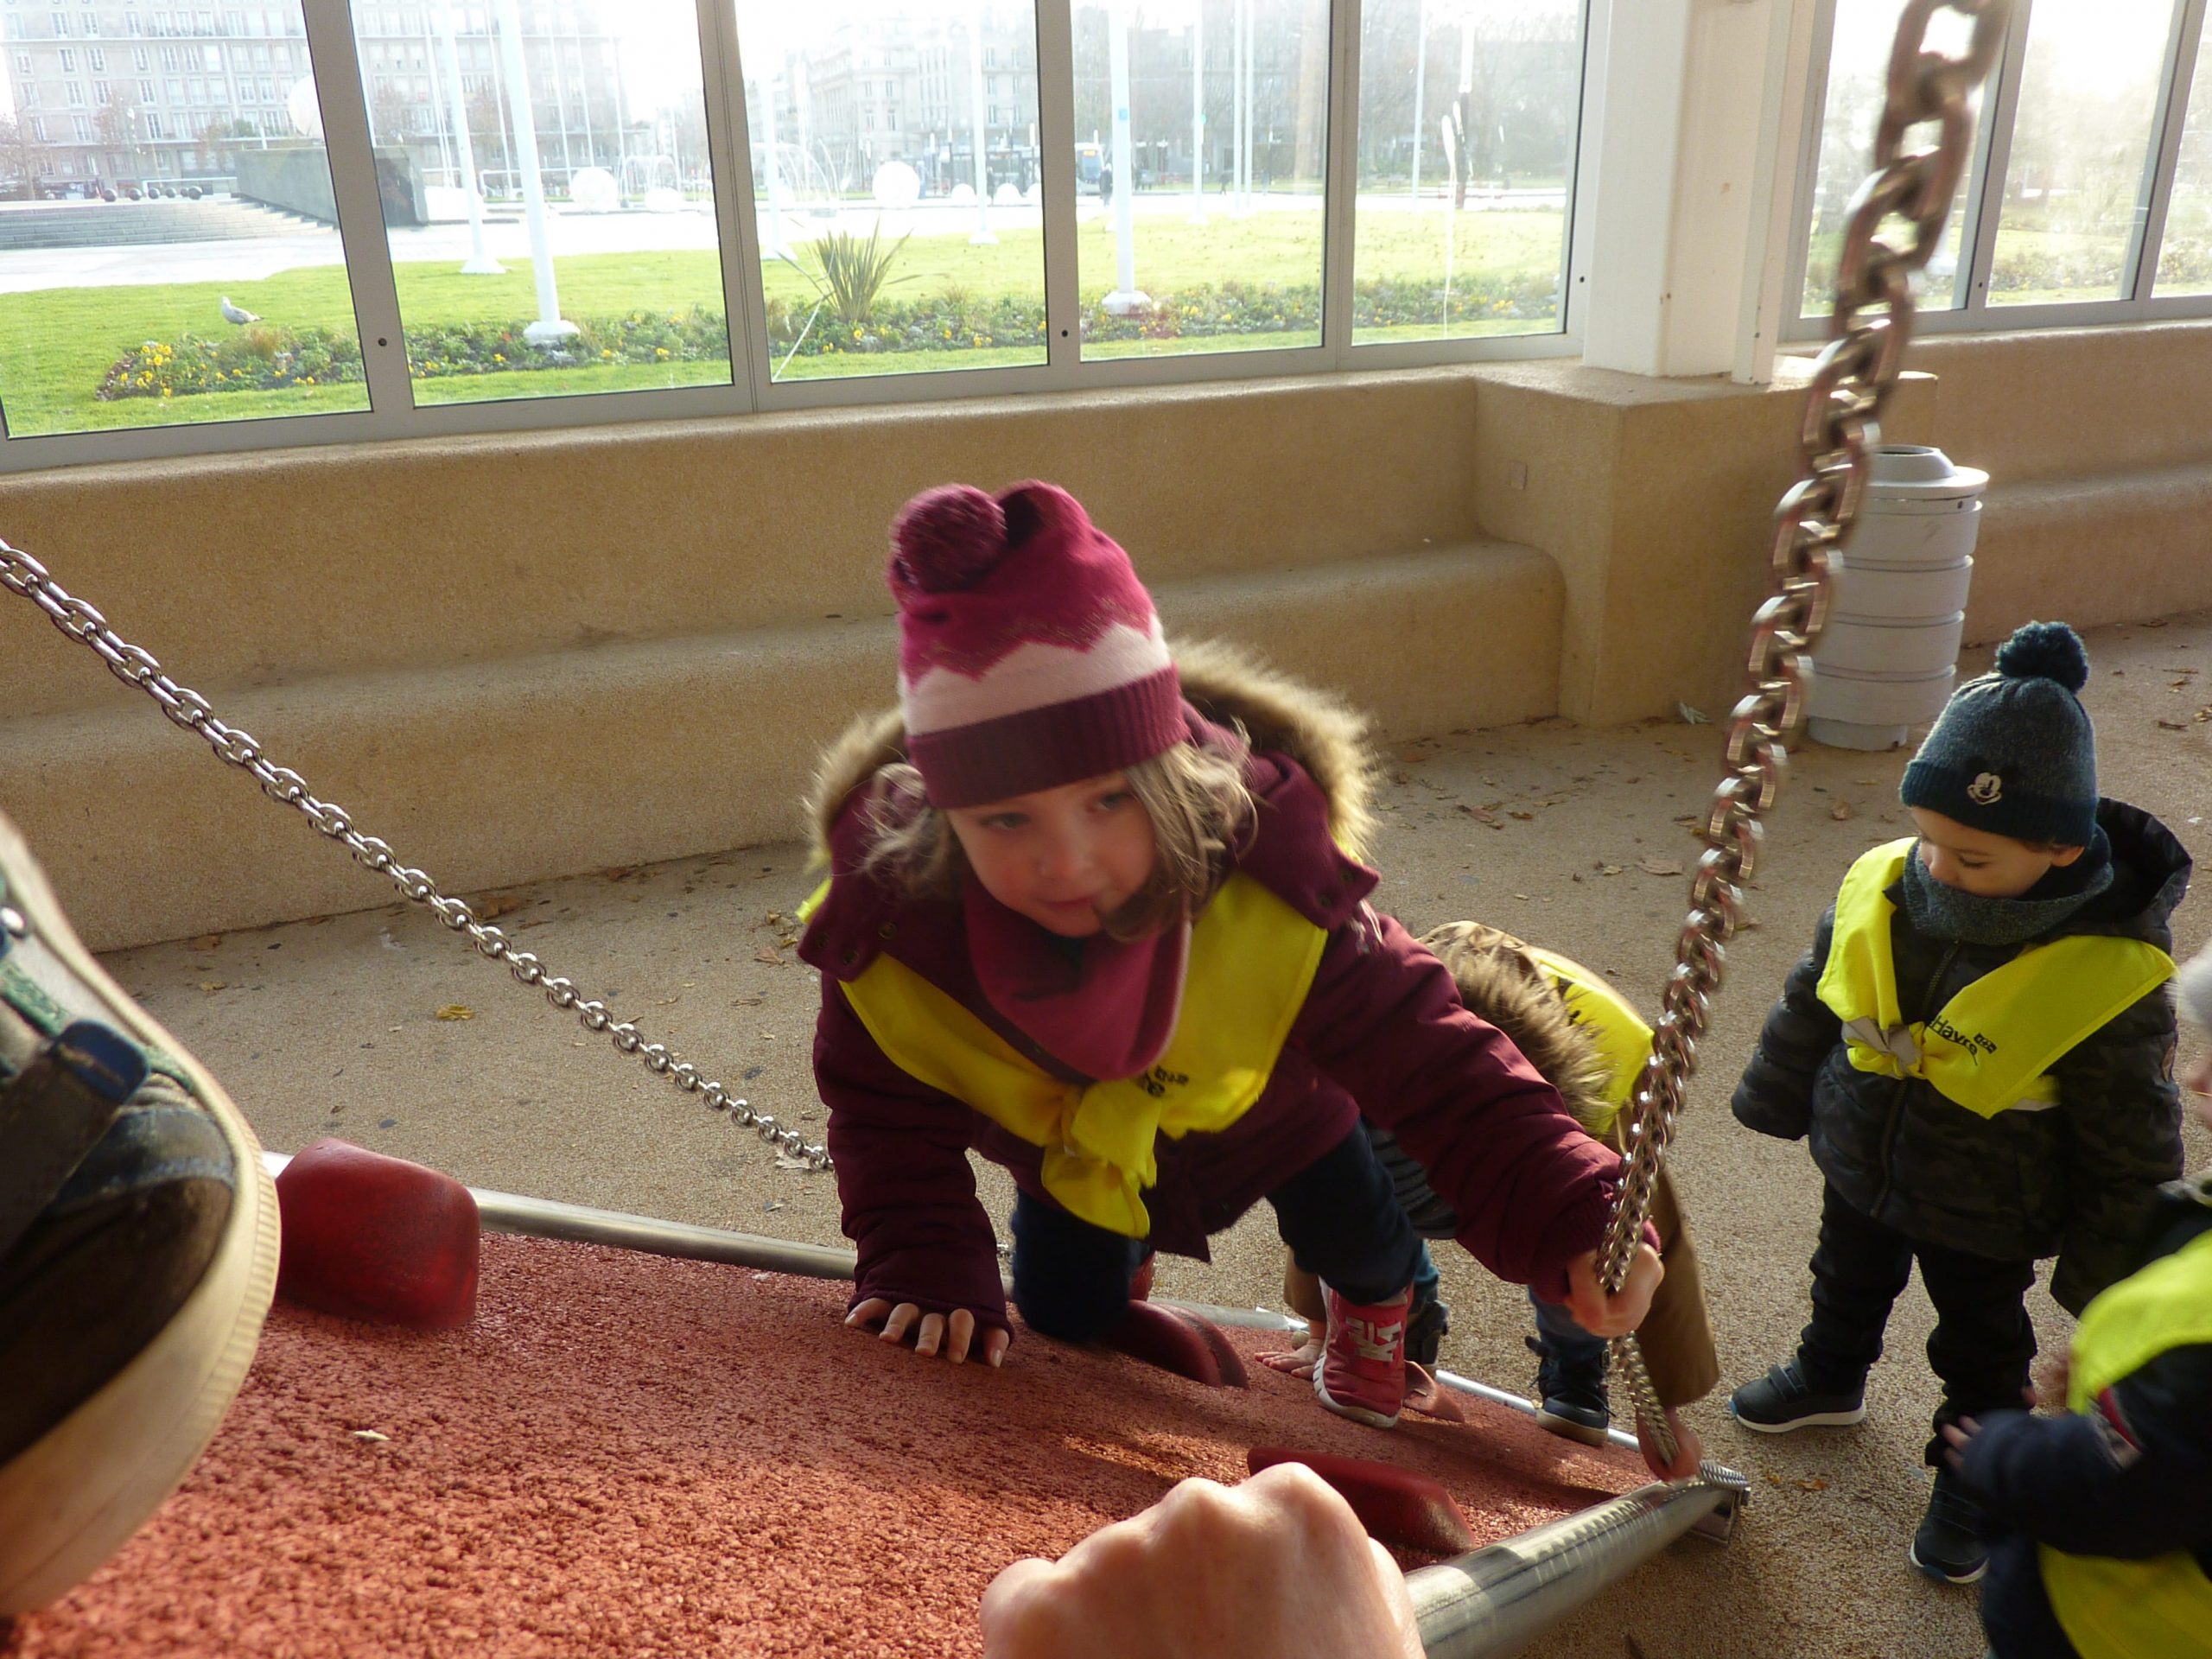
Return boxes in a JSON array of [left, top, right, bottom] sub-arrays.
[[365, 0, 733, 408], [739, 0, 1046, 383], [0, 0, 368, 435], [1351, 0, 1582, 346], [1071, 0, 1329, 361], [1990, 0, 2170, 307], [1802, 0, 1978, 318], [2154, 2, 2212, 295]]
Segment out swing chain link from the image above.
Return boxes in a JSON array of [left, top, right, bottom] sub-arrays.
[[1596, 0, 2009, 1476], [0, 537, 833, 1173]]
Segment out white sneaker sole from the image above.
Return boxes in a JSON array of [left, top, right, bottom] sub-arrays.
[[1728, 1402, 1868, 1433], [0, 810, 281, 1618], [1313, 1370, 1401, 1430], [1909, 1541, 1987, 1586], [1535, 1407, 1612, 1446]]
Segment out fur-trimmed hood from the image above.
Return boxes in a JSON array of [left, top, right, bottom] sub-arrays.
[[1420, 922, 1618, 1134], [804, 638, 1378, 861]]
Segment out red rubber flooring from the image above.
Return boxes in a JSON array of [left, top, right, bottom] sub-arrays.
[[9, 1236, 1640, 1658]]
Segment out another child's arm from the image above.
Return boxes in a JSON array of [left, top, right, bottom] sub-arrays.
[[815, 988, 1013, 1364], [1948, 1338, 2212, 1559], [2047, 986, 2186, 1316], [1729, 910, 1842, 1141], [1295, 907, 1658, 1327]]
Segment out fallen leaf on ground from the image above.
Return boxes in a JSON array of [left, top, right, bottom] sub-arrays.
[[1676, 702, 1709, 725], [774, 1151, 814, 1171], [473, 893, 528, 919], [753, 947, 785, 965], [2158, 719, 2189, 730], [1637, 857, 1684, 877], [1830, 800, 1854, 820], [1602, 864, 1624, 876], [199, 981, 226, 994], [187, 934, 223, 950], [1398, 748, 1427, 765], [1510, 810, 1535, 821], [601, 866, 634, 881], [435, 1004, 475, 1021], [350, 1429, 391, 1445], [1796, 1476, 1829, 1492], [2196, 706, 2212, 721]]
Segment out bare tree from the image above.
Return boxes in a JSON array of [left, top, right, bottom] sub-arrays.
[[0, 115, 42, 200]]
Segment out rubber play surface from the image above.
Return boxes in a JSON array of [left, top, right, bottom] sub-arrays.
[[8, 1235, 1643, 1657]]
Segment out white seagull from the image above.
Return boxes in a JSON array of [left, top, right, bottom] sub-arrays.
[[219, 296, 262, 326]]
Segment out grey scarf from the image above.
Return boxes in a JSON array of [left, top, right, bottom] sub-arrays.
[[1898, 834, 2114, 949]]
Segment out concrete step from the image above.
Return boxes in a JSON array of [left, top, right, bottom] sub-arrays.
[[0, 197, 318, 250], [0, 539, 1561, 950], [1964, 464, 2212, 643]]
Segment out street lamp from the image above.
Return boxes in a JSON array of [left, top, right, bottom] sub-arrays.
[[968, 0, 994, 244]]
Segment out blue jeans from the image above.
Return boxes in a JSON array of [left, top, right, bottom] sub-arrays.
[[1012, 1125, 1421, 1343], [1529, 1287, 1609, 1377]]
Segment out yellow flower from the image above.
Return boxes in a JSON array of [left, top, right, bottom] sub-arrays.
[[655, 346, 669, 359], [601, 348, 613, 359], [493, 353, 505, 363]]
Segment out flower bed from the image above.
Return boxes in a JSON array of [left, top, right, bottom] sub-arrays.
[[97, 327, 364, 399]]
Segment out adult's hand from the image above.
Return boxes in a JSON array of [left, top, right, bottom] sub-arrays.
[[979, 1464, 1424, 1659]]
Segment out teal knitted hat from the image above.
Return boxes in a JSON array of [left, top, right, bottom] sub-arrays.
[[1899, 621, 2099, 848]]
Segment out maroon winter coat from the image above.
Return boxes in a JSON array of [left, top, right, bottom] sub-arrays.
[[798, 645, 1636, 1338]]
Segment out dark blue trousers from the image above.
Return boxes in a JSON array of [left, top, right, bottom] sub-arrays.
[[1011, 1125, 1421, 1342]]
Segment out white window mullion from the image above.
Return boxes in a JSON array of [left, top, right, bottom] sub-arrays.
[[1035, 0, 1080, 375], [1317, 0, 1359, 362], [699, 0, 766, 408], [299, 0, 413, 426], [1957, 0, 2032, 320], [1559, 0, 1605, 347], [2127, 0, 2209, 302]]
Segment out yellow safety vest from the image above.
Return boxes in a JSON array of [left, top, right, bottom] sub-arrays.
[[1523, 945, 1654, 1134], [2041, 1225, 2212, 1658], [1815, 840, 2172, 1120], [819, 872, 1326, 1237]]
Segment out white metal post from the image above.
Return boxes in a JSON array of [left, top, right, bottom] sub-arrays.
[[1103, 0, 1147, 309], [1410, 0, 1426, 200], [1233, 0, 1249, 214], [1190, 0, 1205, 223], [969, 0, 995, 242], [759, 47, 791, 258], [491, 0, 573, 341], [435, 0, 502, 275]]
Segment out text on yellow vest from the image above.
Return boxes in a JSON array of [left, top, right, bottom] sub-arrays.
[[1815, 840, 2172, 1120]]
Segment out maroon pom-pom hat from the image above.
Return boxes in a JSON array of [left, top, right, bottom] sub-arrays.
[[889, 481, 1185, 809]]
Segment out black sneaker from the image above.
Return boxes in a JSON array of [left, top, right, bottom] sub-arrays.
[[1910, 1469, 1987, 1585], [0, 809, 278, 1615], [1727, 1358, 1867, 1433], [1528, 1332, 1611, 1446]]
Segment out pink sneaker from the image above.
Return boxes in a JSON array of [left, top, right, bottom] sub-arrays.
[[1312, 1281, 1411, 1429]]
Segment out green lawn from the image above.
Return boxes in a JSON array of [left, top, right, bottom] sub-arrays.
[[0, 202, 1568, 435]]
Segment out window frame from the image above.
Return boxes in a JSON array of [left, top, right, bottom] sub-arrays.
[[1784, 0, 2212, 339], [0, 0, 1603, 468]]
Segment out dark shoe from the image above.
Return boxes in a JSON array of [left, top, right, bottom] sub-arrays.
[[1313, 1281, 1410, 1429], [1727, 1358, 1867, 1433], [1528, 1332, 1611, 1446], [0, 809, 278, 1615], [1910, 1470, 1987, 1585]]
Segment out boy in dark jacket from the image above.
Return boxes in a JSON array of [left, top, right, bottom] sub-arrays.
[[1944, 941, 2212, 1659], [1727, 622, 2191, 1587]]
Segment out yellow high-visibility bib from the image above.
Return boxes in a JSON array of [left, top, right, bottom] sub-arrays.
[[2040, 1225, 2212, 1657], [1815, 840, 2172, 1120], [818, 872, 1325, 1236], [1523, 945, 1654, 1132]]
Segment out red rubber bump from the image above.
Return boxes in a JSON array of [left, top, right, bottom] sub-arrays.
[[275, 1137, 480, 1329], [1170, 1307, 1249, 1389], [1246, 1446, 1479, 1556], [1103, 1300, 1226, 1385]]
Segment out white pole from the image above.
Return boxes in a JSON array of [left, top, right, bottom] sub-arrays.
[[1189, 0, 1205, 224], [1409, 0, 1425, 200], [491, 0, 572, 340], [969, 0, 995, 243], [1102, 0, 1147, 311], [1230, 0, 1246, 216], [435, 0, 502, 274]]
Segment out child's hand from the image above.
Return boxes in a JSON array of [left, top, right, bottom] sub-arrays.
[[1635, 1406, 1705, 1482], [1561, 1243, 1663, 1338], [1939, 1418, 1981, 1472], [846, 1297, 1010, 1367]]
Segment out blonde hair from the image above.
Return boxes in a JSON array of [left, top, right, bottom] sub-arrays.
[[858, 741, 1255, 940]]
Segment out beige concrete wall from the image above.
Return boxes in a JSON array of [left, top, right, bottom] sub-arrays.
[[0, 371, 1487, 721]]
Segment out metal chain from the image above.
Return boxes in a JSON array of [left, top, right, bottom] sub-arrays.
[[1598, 0, 2010, 1472], [0, 538, 832, 1172]]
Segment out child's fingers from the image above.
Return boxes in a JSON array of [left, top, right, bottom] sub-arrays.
[[912, 1311, 948, 1357], [846, 1297, 893, 1330], [983, 1326, 1011, 1368], [946, 1308, 976, 1363], [879, 1302, 921, 1345]]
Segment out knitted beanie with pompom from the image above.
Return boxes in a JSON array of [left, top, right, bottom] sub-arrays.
[[1899, 620, 2100, 847], [887, 481, 1184, 809]]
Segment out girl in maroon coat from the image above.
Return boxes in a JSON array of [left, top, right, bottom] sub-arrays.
[[798, 480, 1660, 1427]]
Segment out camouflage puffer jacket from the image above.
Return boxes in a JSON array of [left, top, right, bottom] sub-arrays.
[[1732, 800, 2192, 1315]]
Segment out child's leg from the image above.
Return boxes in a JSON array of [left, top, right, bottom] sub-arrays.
[[1799, 1181, 1916, 1390], [1268, 1127, 1421, 1305], [1008, 1190, 1147, 1343], [1527, 1290, 1611, 1442], [1915, 1243, 2036, 1469]]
